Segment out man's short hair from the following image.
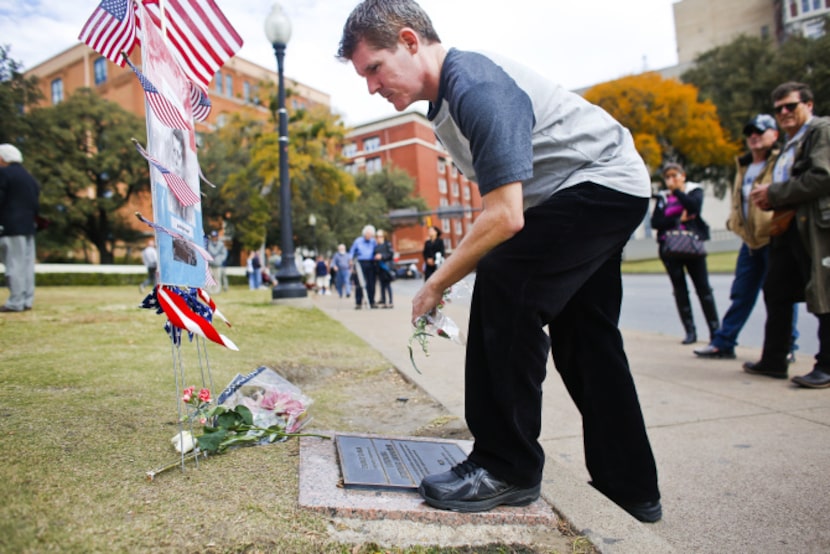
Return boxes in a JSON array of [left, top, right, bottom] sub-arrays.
[[661, 162, 685, 175], [0, 144, 23, 163], [771, 81, 813, 104], [337, 0, 441, 61]]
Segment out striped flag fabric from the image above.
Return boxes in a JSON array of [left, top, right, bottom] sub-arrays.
[[189, 81, 211, 122], [140, 0, 243, 91], [157, 286, 238, 351], [123, 55, 192, 130], [78, 0, 138, 67], [132, 140, 200, 207]]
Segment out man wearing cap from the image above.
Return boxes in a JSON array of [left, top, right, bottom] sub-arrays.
[[206, 230, 228, 293], [695, 114, 799, 359], [750, 81, 830, 389], [0, 144, 40, 312]]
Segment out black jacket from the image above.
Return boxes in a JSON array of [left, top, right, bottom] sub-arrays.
[[651, 184, 710, 241], [0, 162, 40, 237]]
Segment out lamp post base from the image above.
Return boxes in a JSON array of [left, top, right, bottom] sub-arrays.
[[271, 276, 308, 300]]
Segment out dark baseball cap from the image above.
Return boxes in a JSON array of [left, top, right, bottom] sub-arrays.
[[743, 114, 777, 135]]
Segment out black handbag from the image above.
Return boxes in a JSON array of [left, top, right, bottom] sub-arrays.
[[660, 229, 706, 259]]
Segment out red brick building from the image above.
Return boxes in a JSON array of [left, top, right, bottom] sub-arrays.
[[343, 112, 482, 269]]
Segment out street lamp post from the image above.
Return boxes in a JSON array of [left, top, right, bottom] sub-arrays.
[[265, 4, 306, 300]]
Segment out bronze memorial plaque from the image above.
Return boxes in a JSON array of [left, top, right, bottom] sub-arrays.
[[335, 434, 467, 489]]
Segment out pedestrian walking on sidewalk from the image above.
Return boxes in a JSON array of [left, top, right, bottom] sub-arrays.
[[748, 81, 830, 389], [338, 0, 661, 521], [695, 114, 800, 360], [139, 238, 158, 293]]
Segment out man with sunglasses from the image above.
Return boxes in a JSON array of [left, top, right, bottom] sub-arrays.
[[749, 82, 830, 389], [695, 115, 799, 360]]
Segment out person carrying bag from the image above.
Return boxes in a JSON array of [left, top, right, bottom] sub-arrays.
[[651, 162, 719, 344]]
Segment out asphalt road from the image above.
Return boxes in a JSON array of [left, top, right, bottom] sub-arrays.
[[392, 272, 819, 357]]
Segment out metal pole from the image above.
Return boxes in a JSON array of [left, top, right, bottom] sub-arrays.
[[271, 42, 307, 299]]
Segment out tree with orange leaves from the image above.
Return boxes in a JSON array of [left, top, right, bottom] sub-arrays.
[[584, 72, 740, 191]]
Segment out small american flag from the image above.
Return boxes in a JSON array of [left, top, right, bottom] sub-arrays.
[[133, 139, 200, 207], [78, 0, 138, 67], [141, 0, 243, 91], [189, 81, 211, 122], [123, 55, 192, 130]]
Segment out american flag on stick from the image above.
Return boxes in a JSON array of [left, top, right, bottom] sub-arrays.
[[123, 54, 192, 130], [189, 81, 211, 122], [78, 0, 138, 67], [141, 0, 243, 91], [132, 139, 200, 207]]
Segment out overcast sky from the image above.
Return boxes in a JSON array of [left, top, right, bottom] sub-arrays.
[[0, 0, 680, 125]]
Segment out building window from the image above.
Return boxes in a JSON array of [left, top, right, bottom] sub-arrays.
[[438, 157, 446, 173], [343, 143, 357, 157], [214, 72, 223, 95], [464, 202, 473, 219], [243, 81, 251, 103], [93, 58, 107, 85], [224, 74, 233, 97], [438, 178, 447, 194], [363, 136, 380, 152], [454, 220, 463, 235], [463, 185, 471, 200], [441, 219, 450, 234], [451, 181, 459, 197], [451, 163, 458, 177], [51, 78, 63, 105], [366, 156, 382, 174], [216, 113, 227, 128]]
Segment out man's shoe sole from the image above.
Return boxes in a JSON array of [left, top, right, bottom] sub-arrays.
[[419, 483, 541, 513], [743, 362, 787, 379], [694, 350, 736, 359]]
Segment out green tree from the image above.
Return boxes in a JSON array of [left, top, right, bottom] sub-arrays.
[[682, 27, 830, 139], [0, 45, 42, 144], [24, 88, 148, 263], [584, 72, 740, 192]]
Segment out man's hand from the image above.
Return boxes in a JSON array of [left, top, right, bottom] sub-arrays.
[[751, 183, 772, 210], [411, 280, 444, 326]]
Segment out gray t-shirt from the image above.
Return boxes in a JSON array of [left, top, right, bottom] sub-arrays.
[[427, 49, 650, 210]]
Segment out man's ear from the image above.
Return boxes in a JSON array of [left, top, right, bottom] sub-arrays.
[[399, 28, 419, 52]]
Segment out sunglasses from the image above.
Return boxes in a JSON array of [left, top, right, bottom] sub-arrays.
[[774, 101, 801, 115], [744, 127, 765, 137]]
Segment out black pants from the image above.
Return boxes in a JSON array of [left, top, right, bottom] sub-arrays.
[[354, 260, 376, 307], [465, 183, 660, 505], [762, 223, 830, 369]]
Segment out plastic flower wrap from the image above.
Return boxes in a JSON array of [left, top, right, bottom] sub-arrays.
[[408, 282, 471, 373]]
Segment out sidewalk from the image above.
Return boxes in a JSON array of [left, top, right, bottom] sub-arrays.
[[313, 288, 830, 554]]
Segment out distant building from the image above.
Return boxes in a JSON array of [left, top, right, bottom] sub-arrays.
[[343, 112, 483, 269], [673, 0, 828, 65]]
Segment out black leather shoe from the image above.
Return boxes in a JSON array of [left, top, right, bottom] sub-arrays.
[[694, 344, 736, 359], [418, 460, 541, 513], [743, 361, 787, 379], [681, 332, 697, 345], [791, 368, 830, 389], [619, 499, 663, 523]]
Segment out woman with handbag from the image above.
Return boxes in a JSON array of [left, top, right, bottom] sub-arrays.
[[651, 162, 720, 344]]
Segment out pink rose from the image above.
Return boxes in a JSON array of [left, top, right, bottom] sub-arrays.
[[181, 386, 195, 403], [198, 388, 211, 403]]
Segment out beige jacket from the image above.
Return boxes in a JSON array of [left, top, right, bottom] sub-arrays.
[[725, 148, 780, 250]]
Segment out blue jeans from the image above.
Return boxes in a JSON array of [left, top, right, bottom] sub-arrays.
[[711, 243, 798, 352]]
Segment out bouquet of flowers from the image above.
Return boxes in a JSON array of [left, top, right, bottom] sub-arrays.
[[148, 367, 326, 480]]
